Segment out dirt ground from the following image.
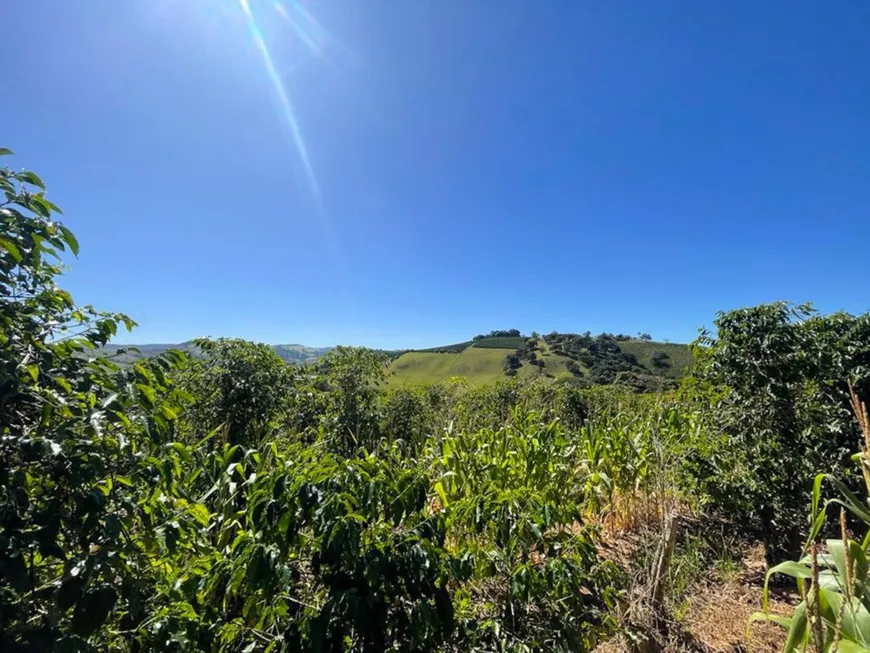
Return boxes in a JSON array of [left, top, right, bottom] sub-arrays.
[[598, 541, 797, 652], [682, 545, 795, 652]]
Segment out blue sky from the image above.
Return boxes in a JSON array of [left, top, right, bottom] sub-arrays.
[[2, 1, 869, 348]]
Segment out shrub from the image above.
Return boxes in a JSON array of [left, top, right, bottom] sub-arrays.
[[473, 336, 527, 349], [691, 302, 870, 554], [180, 337, 292, 446], [753, 386, 870, 649], [314, 346, 387, 454], [381, 385, 433, 453]]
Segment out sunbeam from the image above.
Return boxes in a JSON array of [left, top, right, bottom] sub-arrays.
[[237, 0, 320, 200], [272, 1, 320, 56], [272, 0, 356, 70]]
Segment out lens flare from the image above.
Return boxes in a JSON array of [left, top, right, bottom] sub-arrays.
[[273, 1, 320, 55], [238, 0, 320, 199], [272, 0, 355, 72]]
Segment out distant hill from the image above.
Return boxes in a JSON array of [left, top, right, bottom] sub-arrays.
[[100, 342, 333, 365], [388, 333, 693, 387], [100, 331, 693, 390]]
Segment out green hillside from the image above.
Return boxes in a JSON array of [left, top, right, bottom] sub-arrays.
[[617, 340, 694, 378], [389, 334, 693, 387], [388, 347, 518, 385]]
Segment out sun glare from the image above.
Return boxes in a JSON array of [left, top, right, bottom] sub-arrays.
[[236, 0, 350, 203]]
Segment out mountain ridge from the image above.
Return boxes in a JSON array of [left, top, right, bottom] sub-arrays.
[[100, 342, 333, 365]]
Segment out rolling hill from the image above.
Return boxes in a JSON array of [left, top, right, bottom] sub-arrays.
[[100, 342, 333, 365], [388, 334, 693, 386], [99, 332, 693, 388]]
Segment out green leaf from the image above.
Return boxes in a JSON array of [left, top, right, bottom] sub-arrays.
[[25, 363, 39, 382], [27, 195, 52, 218], [0, 238, 23, 262], [59, 225, 79, 255], [749, 611, 792, 630], [188, 503, 211, 526], [19, 170, 46, 190], [782, 601, 808, 652], [766, 561, 813, 580], [159, 404, 179, 421], [0, 147, 13, 156], [434, 481, 449, 509], [136, 383, 156, 407]]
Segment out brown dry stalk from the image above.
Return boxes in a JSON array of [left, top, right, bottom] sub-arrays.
[[832, 510, 850, 653], [840, 508, 854, 601], [810, 543, 824, 653], [848, 381, 870, 495], [848, 380, 870, 449]]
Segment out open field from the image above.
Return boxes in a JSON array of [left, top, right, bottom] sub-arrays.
[[388, 346, 517, 385]]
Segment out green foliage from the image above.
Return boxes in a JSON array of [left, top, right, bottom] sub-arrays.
[[692, 302, 870, 553], [24, 149, 870, 652], [617, 341, 694, 379], [543, 333, 647, 385], [0, 152, 628, 652], [437, 410, 620, 651], [752, 396, 870, 651], [0, 150, 193, 650], [473, 336, 528, 350], [474, 330, 522, 341], [381, 385, 434, 454], [180, 338, 293, 446], [314, 346, 388, 455]]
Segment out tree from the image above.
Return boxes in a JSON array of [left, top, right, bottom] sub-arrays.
[[638, 333, 652, 341], [315, 346, 387, 454], [180, 337, 292, 446], [693, 302, 870, 555], [650, 351, 671, 368], [0, 148, 191, 650]]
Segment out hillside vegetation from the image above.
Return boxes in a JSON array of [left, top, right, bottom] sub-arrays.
[[7, 151, 870, 652], [389, 333, 692, 387]]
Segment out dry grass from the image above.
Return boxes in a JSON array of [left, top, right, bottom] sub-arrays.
[[684, 544, 794, 652], [597, 542, 797, 653]]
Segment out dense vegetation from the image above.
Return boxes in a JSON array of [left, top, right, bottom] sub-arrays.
[[3, 150, 870, 651], [471, 336, 528, 350]]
